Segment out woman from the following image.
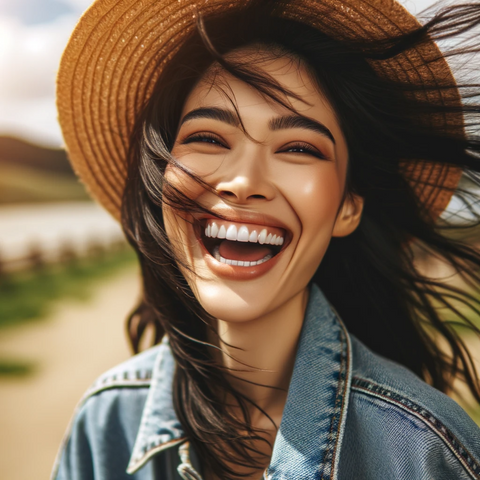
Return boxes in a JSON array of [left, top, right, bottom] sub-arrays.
[[53, 0, 480, 478]]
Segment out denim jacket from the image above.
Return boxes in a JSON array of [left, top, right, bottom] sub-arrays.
[[52, 284, 480, 479]]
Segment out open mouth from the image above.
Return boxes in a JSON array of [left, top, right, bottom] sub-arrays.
[[197, 219, 287, 267]]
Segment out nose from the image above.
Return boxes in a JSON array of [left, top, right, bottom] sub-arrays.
[[214, 147, 275, 204]]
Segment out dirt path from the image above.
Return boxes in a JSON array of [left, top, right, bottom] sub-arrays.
[[0, 266, 140, 480]]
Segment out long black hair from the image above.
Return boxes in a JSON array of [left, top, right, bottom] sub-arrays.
[[122, 1, 480, 477]]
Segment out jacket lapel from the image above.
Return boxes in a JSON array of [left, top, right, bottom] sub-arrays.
[[127, 338, 185, 474]]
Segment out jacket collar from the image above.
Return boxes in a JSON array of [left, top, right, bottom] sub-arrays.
[[127, 284, 352, 479]]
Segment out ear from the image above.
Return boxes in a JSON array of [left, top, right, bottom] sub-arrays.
[[332, 192, 364, 237]]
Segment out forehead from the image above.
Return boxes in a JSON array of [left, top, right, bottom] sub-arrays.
[[181, 49, 336, 120]]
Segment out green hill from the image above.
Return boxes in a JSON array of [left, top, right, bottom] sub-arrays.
[[0, 136, 89, 203], [0, 164, 89, 204], [0, 136, 73, 175]]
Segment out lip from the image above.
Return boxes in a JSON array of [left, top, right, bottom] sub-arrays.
[[193, 205, 292, 233], [192, 206, 292, 281]]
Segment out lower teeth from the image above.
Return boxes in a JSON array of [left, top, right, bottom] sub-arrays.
[[213, 246, 272, 267]]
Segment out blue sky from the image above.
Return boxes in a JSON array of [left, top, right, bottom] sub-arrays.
[[0, 0, 75, 25], [0, 0, 444, 147]]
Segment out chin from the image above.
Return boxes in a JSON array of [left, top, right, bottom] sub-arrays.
[[191, 281, 276, 324]]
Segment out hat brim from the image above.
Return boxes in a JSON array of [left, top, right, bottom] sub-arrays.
[[56, 0, 463, 221]]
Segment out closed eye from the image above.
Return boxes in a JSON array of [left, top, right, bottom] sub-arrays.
[[181, 133, 229, 149], [278, 142, 327, 160]]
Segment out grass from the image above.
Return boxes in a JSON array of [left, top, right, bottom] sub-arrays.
[[430, 285, 480, 426], [466, 406, 480, 426], [433, 288, 480, 334], [0, 359, 35, 377], [0, 246, 137, 330], [0, 246, 137, 377]]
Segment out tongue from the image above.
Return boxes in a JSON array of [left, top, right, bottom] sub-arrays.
[[219, 240, 273, 261]]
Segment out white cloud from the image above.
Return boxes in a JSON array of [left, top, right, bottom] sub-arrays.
[[0, 13, 78, 146], [0, 96, 64, 147], [0, 15, 72, 98]]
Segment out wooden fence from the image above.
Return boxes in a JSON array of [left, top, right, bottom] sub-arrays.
[[0, 202, 127, 274]]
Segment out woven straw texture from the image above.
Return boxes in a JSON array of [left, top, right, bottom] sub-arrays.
[[57, 0, 463, 221]]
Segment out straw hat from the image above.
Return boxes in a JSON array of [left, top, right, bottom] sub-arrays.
[[57, 0, 463, 222]]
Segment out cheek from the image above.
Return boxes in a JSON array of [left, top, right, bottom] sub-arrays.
[[286, 168, 344, 284], [164, 162, 206, 201], [170, 142, 229, 187], [282, 165, 344, 229]]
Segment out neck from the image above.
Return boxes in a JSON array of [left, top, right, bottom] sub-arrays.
[[213, 287, 309, 425]]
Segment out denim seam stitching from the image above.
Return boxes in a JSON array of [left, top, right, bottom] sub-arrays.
[[85, 379, 152, 398], [320, 316, 349, 480], [352, 377, 480, 479], [85, 369, 153, 394], [330, 323, 352, 480]]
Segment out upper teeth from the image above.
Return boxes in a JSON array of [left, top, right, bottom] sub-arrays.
[[204, 222, 284, 246]]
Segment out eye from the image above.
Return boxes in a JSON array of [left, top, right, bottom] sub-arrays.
[[278, 142, 327, 160], [181, 132, 229, 149]]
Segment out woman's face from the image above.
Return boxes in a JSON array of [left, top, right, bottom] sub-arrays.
[[164, 49, 363, 323]]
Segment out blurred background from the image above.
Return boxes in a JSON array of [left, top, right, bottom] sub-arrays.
[[0, 1, 478, 479], [0, 1, 139, 478]]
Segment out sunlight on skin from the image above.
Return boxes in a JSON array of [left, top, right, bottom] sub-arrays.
[[163, 49, 364, 422]]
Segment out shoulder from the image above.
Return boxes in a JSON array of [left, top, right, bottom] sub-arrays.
[[66, 341, 168, 427], [342, 335, 480, 479], [51, 344, 165, 480], [83, 342, 161, 397]]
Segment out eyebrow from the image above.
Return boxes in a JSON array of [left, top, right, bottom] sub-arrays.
[[269, 114, 336, 145], [180, 107, 240, 127], [180, 106, 336, 144]]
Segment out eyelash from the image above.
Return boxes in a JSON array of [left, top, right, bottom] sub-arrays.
[[181, 134, 326, 160], [279, 142, 326, 160], [182, 133, 228, 148]]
